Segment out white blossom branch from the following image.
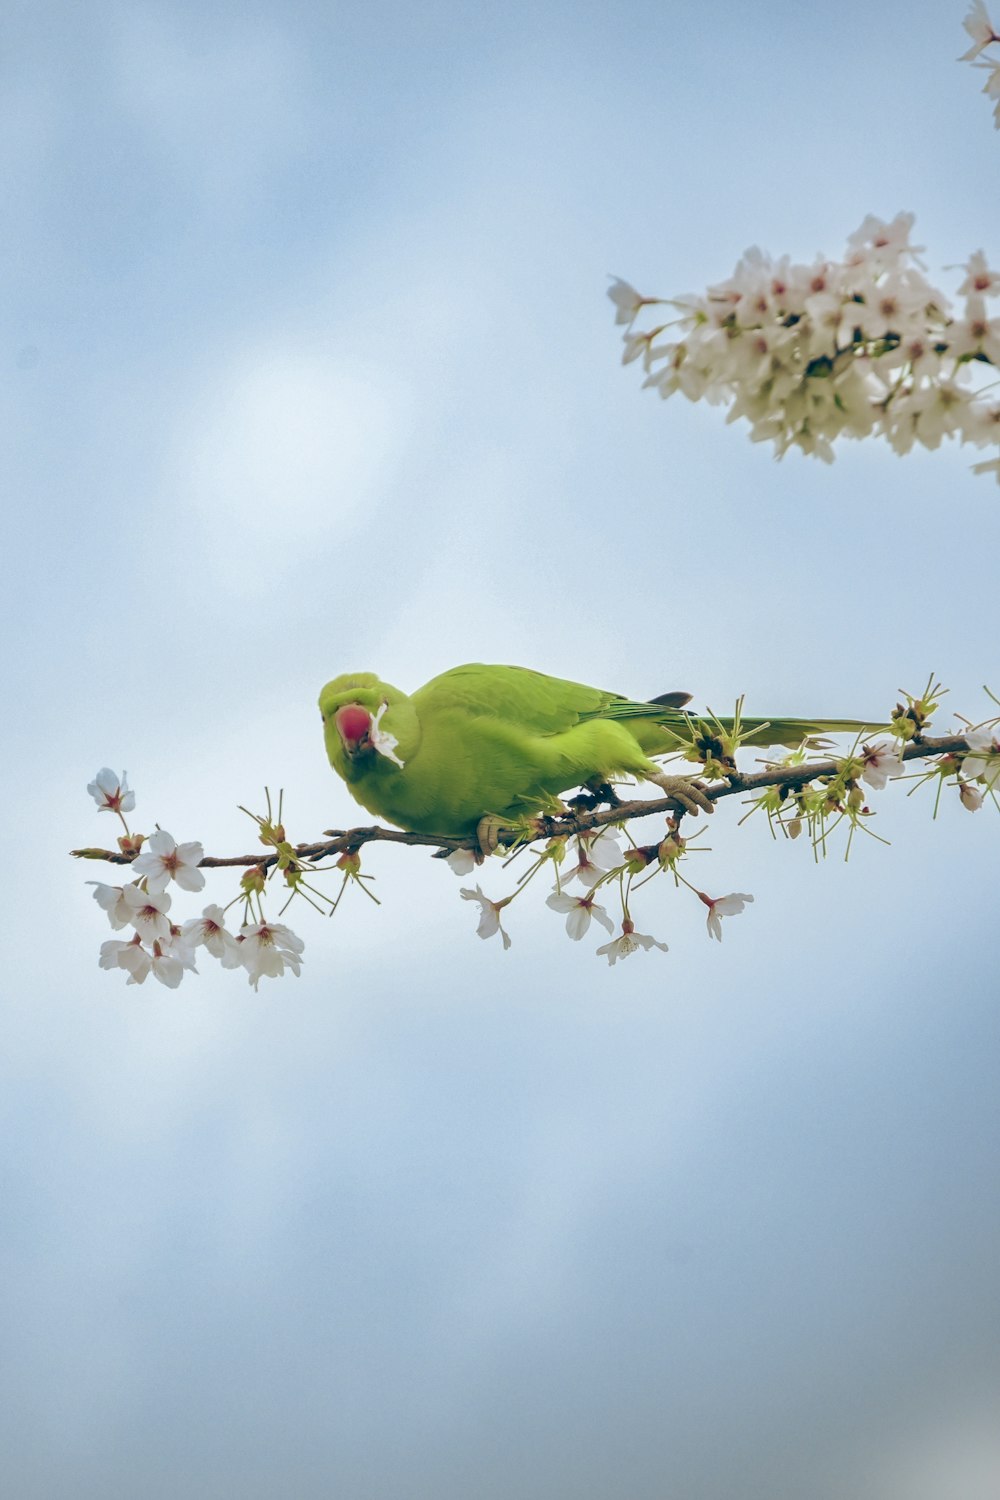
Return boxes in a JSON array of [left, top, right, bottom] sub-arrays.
[[610, 214, 1000, 482], [74, 688, 999, 982], [70, 732, 979, 870]]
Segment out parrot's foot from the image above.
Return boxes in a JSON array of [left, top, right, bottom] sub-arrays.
[[646, 772, 715, 817], [566, 780, 622, 816], [583, 778, 623, 808], [475, 813, 510, 858]]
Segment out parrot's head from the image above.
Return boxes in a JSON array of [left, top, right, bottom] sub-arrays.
[[318, 673, 418, 783]]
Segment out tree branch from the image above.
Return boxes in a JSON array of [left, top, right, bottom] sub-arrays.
[[70, 734, 972, 870]]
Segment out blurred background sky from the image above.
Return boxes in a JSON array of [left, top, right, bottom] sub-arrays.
[[3, 2, 999, 1496]]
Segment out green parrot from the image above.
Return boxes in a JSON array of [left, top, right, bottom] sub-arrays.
[[318, 663, 882, 853]]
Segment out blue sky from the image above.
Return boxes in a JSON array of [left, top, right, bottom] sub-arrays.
[[4, 2, 1000, 1496]]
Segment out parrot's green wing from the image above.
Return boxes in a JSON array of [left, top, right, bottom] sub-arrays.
[[412, 663, 688, 736], [412, 664, 615, 732]]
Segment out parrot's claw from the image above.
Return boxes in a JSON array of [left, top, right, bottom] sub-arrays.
[[647, 772, 715, 818], [475, 813, 509, 858]]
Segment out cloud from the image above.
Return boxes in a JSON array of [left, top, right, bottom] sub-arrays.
[[171, 343, 413, 590]]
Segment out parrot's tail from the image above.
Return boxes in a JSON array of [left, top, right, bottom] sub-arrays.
[[682, 714, 889, 751], [591, 699, 890, 756]]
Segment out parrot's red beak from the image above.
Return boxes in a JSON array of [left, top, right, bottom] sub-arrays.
[[335, 703, 373, 754]]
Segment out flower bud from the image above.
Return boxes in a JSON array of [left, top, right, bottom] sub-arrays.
[[657, 836, 685, 867], [623, 847, 652, 875]]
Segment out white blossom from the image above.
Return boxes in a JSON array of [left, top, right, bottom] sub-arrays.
[[460, 885, 512, 949], [99, 933, 186, 988], [181, 905, 243, 967], [607, 277, 647, 327], [100, 936, 151, 985], [131, 830, 206, 894], [238, 920, 305, 989], [445, 848, 477, 876], [546, 891, 615, 941], [963, 726, 1000, 787], [595, 919, 669, 965], [956, 250, 1000, 298], [860, 741, 905, 791], [948, 298, 1000, 365], [561, 829, 621, 888], [959, 781, 985, 811], [700, 891, 754, 943], [959, 1, 999, 61], [149, 942, 187, 988], [164, 930, 199, 974], [87, 881, 134, 930], [88, 768, 135, 815], [122, 882, 172, 942]]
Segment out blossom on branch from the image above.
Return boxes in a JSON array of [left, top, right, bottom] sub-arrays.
[[460, 885, 512, 949], [611, 216, 1000, 477], [699, 891, 754, 943], [122, 883, 172, 943], [88, 881, 134, 930], [100, 936, 152, 985], [87, 768, 135, 816], [546, 891, 615, 940], [75, 701, 994, 985], [181, 905, 244, 967], [238, 921, 305, 989], [860, 742, 905, 791], [959, 1, 1000, 61], [595, 918, 669, 965], [959, 781, 985, 810], [98, 933, 189, 988], [561, 830, 621, 889], [955, 250, 1000, 298], [131, 831, 206, 894], [963, 726, 1000, 787]]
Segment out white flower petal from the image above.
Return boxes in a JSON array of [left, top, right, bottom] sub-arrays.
[[590, 903, 616, 936], [565, 905, 590, 941], [151, 954, 184, 988]]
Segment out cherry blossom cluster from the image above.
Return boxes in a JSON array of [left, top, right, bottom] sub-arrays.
[[453, 830, 751, 963], [78, 687, 999, 982], [85, 771, 305, 991], [961, 2, 1000, 127], [609, 214, 1000, 482]]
